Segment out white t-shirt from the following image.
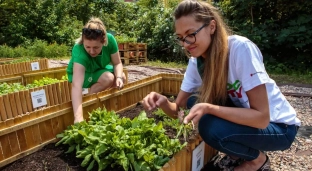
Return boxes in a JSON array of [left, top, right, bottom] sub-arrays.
[[181, 35, 301, 126]]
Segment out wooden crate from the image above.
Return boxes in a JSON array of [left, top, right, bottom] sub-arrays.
[[0, 66, 128, 85], [120, 50, 147, 65], [0, 58, 15, 65], [0, 58, 49, 76], [0, 74, 216, 170], [0, 81, 72, 122], [136, 43, 147, 50], [118, 42, 137, 51]]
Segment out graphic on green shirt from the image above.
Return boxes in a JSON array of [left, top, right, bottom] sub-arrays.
[[227, 80, 242, 98]]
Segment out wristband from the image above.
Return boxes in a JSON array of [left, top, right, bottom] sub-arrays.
[[116, 76, 123, 80]]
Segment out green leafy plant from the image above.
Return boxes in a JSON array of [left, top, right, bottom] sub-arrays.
[[56, 108, 186, 171]]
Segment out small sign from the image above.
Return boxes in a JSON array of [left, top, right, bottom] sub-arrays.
[[192, 141, 205, 171], [82, 88, 89, 95], [31, 62, 40, 70], [31, 89, 47, 108]]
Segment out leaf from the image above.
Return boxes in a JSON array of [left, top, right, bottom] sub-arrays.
[[81, 153, 92, 167], [65, 145, 76, 153], [86, 159, 95, 171]]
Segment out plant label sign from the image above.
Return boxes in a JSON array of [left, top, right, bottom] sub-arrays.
[[31, 89, 47, 108], [192, 141, 205, 171], [31, 62, 40, 70], [82, 88, 89, 95]]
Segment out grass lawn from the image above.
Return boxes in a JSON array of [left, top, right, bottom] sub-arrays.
[[144, 60, 312, 85]]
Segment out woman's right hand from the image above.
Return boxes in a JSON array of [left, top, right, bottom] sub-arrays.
[[74, 116, 84, 124], [142, 92, 168, 111]]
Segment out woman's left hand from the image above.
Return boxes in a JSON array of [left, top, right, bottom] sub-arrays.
[[116, 77, 124, 89], [183, 103, 210, 125]]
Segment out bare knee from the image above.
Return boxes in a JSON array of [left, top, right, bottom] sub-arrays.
[[98, 72, 114, 86]]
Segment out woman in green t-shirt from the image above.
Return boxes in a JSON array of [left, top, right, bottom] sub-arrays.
[[67, 17, 125, 123]]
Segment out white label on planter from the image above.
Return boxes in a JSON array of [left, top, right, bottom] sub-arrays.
[[31, 62, 40, 70], [31, 89, 47, 108], [82, 88, 89, 95], [192, 141, 205, 171]]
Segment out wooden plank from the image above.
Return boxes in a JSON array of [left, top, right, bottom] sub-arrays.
[[60, 82, 66, 103], [64, 81, 71, 102], [55, 82, 62, 104], [44, 85, 50, 106], [47, 84, 54, 106], [52, 83, 59, 105], [0, 138, 57, 168], [0, 135, 12, 159], [25, 89, 33, 112], [14, 92, 23, 116], [14, 116, 28, 152], [8, 132, 20, 156], [19, 91, 28, 114], [3, 94, 13, 119], [8, 93, 18, 118], [0, 96, 7, 121]]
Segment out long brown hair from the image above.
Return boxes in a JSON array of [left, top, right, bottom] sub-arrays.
[[174, 0, 231, 105], [77, 17, 108, 46]]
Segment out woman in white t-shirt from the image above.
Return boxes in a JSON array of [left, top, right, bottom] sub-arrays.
[[142, 0, 300, 171]]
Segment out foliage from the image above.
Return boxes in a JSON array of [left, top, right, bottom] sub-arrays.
[[153, 108, 193, 142], [56, 108, 185, 171], [134, 4, 186, 63], [0, 76, 67, 96], [218, 0, 312, 72], [0, 40, 70, 58], [0, 0, 81, 47]]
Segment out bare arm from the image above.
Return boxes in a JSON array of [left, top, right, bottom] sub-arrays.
[[111, 52, 123, 76], [111, 52, 124, 87], [185, 84, 270, 129], [72, 63, 85, 123], [144, 90, 192, 118]]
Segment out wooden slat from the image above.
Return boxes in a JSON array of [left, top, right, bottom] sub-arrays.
[[8, 132, 20, 156], [47, 84, 54, 106], [14, 116, 28, 152], [3, 94, 13, 119], [0, 135, 12, 159], [64, 81, 71, 102], [44, 85, 50, 106], [52, 83, 59, 105], [60, 82, 66, 103], [25, 90, 33, 113], [14, 92, 23, 116], [0, 96, 7, 121]]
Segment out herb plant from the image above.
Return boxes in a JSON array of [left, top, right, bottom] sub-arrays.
[[56, 108, 186, 171]]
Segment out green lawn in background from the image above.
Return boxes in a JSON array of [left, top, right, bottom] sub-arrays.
[[143, 60, 312, 85]]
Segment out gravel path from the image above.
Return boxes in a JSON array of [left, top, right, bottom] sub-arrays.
[[49, 60, 312, 170]]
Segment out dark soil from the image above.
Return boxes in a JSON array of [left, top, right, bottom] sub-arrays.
[[0, 102, 197, 171]]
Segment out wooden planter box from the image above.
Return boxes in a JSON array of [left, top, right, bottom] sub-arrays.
[[0, 74, 216, 170], [0, 58, 49, 76], [0, 68, 129, 122], [0, 66, 129, 85]]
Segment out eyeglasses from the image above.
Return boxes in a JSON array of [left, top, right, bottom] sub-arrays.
[[82, 28, 103, 39], [175, 23, 209, 46]]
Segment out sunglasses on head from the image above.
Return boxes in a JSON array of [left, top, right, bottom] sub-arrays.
[[82, 28, 104, 39]]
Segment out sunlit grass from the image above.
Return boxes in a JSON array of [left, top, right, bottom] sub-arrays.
[[269, 73, 312, 84], [142, 60, 187, 68], [47, 57, 312, 85]]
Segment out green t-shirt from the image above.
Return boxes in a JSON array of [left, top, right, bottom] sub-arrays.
[[66, 33, 118, 80]]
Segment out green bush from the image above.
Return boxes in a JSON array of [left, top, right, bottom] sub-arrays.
[[218, 0, 312, 72], [0, 40, 70, 58]]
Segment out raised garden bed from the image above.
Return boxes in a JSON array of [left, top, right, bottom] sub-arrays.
[[0, 74, 216, 170]]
